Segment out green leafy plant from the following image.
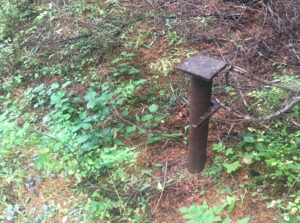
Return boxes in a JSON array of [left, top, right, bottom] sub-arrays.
[[180, 199, 249, 223], [237, 128, 300, 219], [180, 201, 221, 223], [134, 104, 165, 144], [247, 74, 299, 115], [212, 143, 242, 174], [25, 78, 147, 179], [202, 155, 224, 179], [237, 129, 300, 188]]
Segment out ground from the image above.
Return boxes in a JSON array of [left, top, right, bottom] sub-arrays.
[[0, 0, 299, 222]]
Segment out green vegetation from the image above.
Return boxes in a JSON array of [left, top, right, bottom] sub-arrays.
[[0, 0, 299, 222], [0, 0, 157, 221], [180, 200, 250, 223]]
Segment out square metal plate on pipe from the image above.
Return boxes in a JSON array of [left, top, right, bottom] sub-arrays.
[[177, 54, 227, 81]]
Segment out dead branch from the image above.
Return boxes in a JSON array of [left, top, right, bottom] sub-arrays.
[[214, 96, 300, 122], [260, 96, 300, 121], [288, 115, 300, 128], [152, 162, 168, 215], [20, 34, 92, 48], [233, 74, 249, 107], [231, 66, 300, 94]]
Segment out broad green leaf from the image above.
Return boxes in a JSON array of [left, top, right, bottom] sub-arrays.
[[227, 197, 236, 213], [162, 133, 182, 138], [50, 94, 62, 105], [33, 84, 44, 93], [121, 110, 129, 116], [140, 183, 151, 191], [147, 136, 161, 144], [142, 114, 153, 121], [111, 58, 122, 63], [222, 218, 231, 223], [128, 68, 140, 74], [236, 217, 250, 223], [154, 115, 164, 121], [76, 135, 92, 144], [255, 143, 265, 152], [243, 134, 255, 143], [81, 123, 92, 130], [138, 128, 146, 134], [62, 81, 72, 88], [126, 126, 136, 133], [125, 53, 135, 57], [149, 104, 158, 113], [84, 90, 97, 101], [225, 148, 234, 157], [87, 100, 98, 109], [50, 83, 60, 90], [224, 161, 242, 173], [72, 97, 81, 103]]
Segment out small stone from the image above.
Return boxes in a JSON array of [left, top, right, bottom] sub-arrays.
[[28, 176, 36, 187], [13, 204, 23, 211], [5, 206, 16, 222], [69, 209, 79, 216], [50, 174, 57, 179], [34, 177, 41, 183], [267, 200, 277, 208], [25, 196, 32, 203], [62, 216, 68, 223], [32, 154, 39, 160], [28, 162, 36, 167], [290, 207, 298, 215], [42, 205, 49, 211], [243, 157, 252, 164], [50, 207, 56, 213], [28, 186, 35, 192], [34, 215, 44, 223]]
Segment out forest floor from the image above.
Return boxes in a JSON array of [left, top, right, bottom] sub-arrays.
[[0, 0, 299, 222]]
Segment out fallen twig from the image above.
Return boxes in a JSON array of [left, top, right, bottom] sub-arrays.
[[231, 66, 300, 94], [288, 115, 300, 128], [214, 96, 300, 122], [152, 162, 168, 215], [20, 34, 92, 48]]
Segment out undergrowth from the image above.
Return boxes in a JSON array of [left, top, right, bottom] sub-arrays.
[[0, 0, 299, 222]]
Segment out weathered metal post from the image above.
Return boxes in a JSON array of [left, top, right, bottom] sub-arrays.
[[177, 54, 227, 173]]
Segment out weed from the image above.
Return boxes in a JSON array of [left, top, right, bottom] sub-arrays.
[[180, 199, 250, 223], [202, 156, 224, 179]]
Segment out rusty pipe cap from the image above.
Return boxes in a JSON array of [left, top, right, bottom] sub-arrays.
[[177, 54, 227, 81]]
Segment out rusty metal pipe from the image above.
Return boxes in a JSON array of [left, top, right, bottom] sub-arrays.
[[188, 77, 212, 172], [177, 54, 227, 173]]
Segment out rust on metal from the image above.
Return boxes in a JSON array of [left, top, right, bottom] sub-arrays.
[[177, 54, 227, 173], [192, 101, 220, 128], [177, 54, 227, 81]]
